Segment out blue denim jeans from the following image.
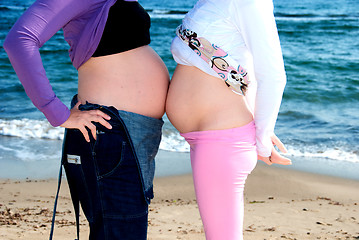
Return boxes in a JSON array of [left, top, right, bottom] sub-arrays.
[[61, 95, 163, 239], [117, 109, 163, 202]]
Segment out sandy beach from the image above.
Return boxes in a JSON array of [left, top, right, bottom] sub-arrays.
[[0, 156, 358, 240]]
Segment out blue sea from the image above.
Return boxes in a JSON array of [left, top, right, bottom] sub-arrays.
[[0, 0, 358, 180]]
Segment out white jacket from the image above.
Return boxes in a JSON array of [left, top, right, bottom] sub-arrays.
[[171, 0, 287, 157]]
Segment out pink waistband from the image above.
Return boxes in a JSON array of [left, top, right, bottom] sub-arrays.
[[180, 121, 256, 145]]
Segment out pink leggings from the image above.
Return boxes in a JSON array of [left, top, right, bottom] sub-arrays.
[[181, 121, 257, 240]]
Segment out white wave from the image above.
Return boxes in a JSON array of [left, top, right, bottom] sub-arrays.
[[285, 147, 359, 163], [0, 118, 190, 150], [15, 147, 61, 162], [1, 118, 357, 164], [0, 144, 16, 152], [159, 135, 359, 164], [0, 118, 64, 140], [0, 5, 25, 11], [0, 146, 61, 162], [148, 13, 185, 20], [276, 16, 358, 22], [159, 132, 189, 152], [0, 136, 62, 162], [151, 9, 170, 14]]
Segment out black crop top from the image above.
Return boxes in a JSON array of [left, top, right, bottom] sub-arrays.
[[92, 0, 151, 57]]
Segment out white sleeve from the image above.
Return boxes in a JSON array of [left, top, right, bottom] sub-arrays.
[[233, 0, 287, 157]]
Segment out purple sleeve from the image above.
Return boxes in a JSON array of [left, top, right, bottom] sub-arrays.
[[3, 0, 88, 126]]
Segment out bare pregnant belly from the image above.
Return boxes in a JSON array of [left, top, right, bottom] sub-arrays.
[[166, 65, 253, 133], [78, 45, 169, 119]]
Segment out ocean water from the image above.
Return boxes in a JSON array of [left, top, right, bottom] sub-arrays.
[[0, 0, 358, 180]]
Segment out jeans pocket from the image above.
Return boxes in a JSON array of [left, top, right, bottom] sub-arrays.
[[93, 130, 148, 219], [93, 131, 127, 179]]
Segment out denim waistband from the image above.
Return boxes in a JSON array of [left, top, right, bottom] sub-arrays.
[[70, 94, 163, 202]]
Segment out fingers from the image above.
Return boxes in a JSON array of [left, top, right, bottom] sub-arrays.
[[278, 157, 292, 165], [81, 112, 112, 142], [88, 110, 112, 129], [61, 107, 112, 142], [271, 149, 292, 165], [85, 112, 112, 141], [78, 120, 97, 142], [272, 155, 292, 165], [89, 109, 111, 121], [258, 148, 292, 166], [86, 121, 97, 141], [78, 125, 90, 143], [258, 134, 291, 165], [271, 134, 288, 153]]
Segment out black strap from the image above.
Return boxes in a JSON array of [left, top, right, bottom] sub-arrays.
[[49, 163, 63, 240], [49, 162, 80, 240], [68, 173, 80, 240]]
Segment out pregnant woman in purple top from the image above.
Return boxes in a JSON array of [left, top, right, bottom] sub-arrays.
[[4, 0, 169, 239]]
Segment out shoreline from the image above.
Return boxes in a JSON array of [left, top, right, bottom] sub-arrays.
[[1, 157, 358, 239], [1, 147, 359, 181]]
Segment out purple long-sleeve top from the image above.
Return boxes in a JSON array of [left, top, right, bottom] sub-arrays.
[[4, 0, 137, 126]]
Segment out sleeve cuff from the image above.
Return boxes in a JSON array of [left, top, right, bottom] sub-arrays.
[[41, 97, 71, 127], [256, 134, 272, 157]]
